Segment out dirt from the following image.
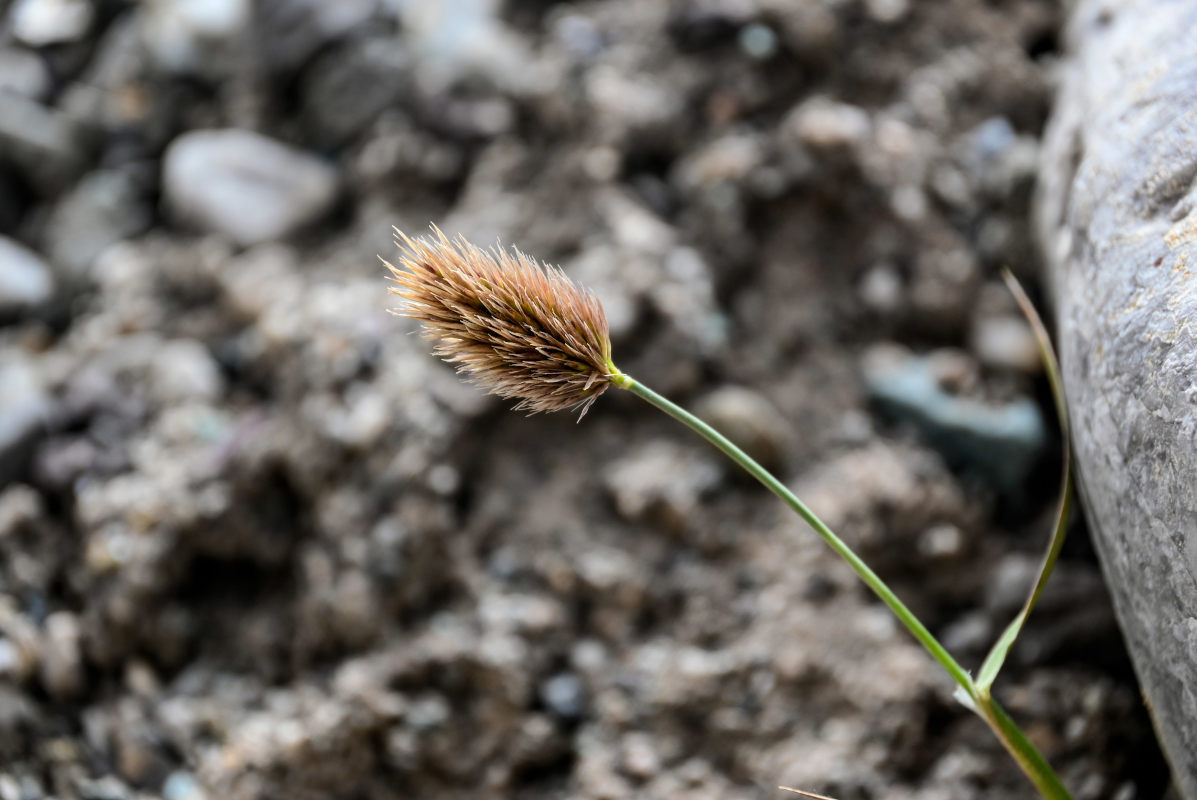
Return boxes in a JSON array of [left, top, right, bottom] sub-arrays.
[[0, 1, 1172, 799]]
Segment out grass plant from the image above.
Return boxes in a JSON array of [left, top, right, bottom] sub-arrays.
[[385, 226, 1076, 799]]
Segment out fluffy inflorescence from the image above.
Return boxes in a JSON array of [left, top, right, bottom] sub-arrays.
[[386, 226, 615, 416]]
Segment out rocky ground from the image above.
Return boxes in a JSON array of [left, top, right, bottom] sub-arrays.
[[0, 1, 1174, 799]]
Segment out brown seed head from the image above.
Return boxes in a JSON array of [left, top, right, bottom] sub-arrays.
[[385, 226, 615, 417]]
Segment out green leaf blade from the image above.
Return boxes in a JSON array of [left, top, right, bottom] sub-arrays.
[[975, 271, 1074, 695]]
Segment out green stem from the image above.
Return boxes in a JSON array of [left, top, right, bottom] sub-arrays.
[[615, 373, 974, 690], [611, 369, 1073, 800], [979, 696, 1075, 800]]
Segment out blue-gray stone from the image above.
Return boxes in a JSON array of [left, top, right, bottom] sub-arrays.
[[539, 672, 586, 720], [864, 351, 1047, 496]]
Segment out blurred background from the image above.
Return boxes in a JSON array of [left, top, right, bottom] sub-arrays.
[[0, 0, 1175, 798]]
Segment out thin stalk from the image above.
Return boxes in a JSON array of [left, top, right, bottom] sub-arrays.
[[613, 372, 974, 690], [610, 369, 1073, 800], [979, 697, 1075, 800]]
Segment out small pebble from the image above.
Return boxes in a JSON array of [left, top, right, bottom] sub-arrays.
[[786, 97, 870, 152], [163, 129, 339, 246], [43, 169, 152, 281], [162, 771, 206, 800], [540, 672, 586, 721], [865, 0, 909, 24], [0, 236, 54, 316], [971, 315, 1041, 373], [0, 354, 49, 485], [10, 0, 93, 47], [426, 464, 459, 496], [0, 639, 23, 680], [918, 523, 964, 560], [76, 776, 131, 800], [620, 732, 661, 780], [139, 0, 250, 75], [39, 611, 84, 700], [0, 47, 51, 98], [858, 263, 903, 314], [738, 23, 778, 60], [694, 386, 790, 470], [151, 340, 225, 403]]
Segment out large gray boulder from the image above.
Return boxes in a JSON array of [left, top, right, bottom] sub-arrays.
[[1036, 1, 1197, 796]]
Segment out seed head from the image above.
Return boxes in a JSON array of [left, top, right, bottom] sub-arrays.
[[385, 226, 615, 417]]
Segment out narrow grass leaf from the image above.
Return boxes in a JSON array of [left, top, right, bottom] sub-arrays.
[[975, 270, 1074, 693]]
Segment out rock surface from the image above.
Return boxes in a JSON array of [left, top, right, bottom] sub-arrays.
[[1036, 1, 1197, 795]]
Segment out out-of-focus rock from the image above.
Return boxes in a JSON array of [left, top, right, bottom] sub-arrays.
[[585, 65, 683, 146], [0, 482, 41, 534], [863, 346, 1046, 494], [603, 440, 722, 535], [162, 129, 339, 246], [1036, 0, 1197, 793], [865, 0, 910, 24], [162, 771, 206, 800], [783, 96, 871, 155], [539, 672, 586, 721], [620, 731, 662, 779], [39, 611, 83, 700], [969, 276, 1043, 374], [0, 684, 37, 763], [0, 237, 54, 317], [75, 775, 133, 800], [301, 37, 410, 148], [675, 132, 765, 192], [58, 15, 170, 149], [961, 117, 1039, 203], [0, 47, 52, 99], [794, 439, 972, 561], [254, 0, 377, 72], [0, 597, 41, 685], [908, 237, 983, 337], [738, 22, 779, 60], [195, 685, 379, 797], [0, 353, 48, 485], [767, 0, 840, 62], [858, 262, 905, 316], [349, 116, 465, 192], [0, 93, 91, 195], [970, 314, 1040, 373], [395, 0, 535, 95], [139, 0, 250, 76], [8, 0, 93, 47], [694, 385, 790, 471], [150, 340, 224, 403], [43, 169, 152, 282]]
